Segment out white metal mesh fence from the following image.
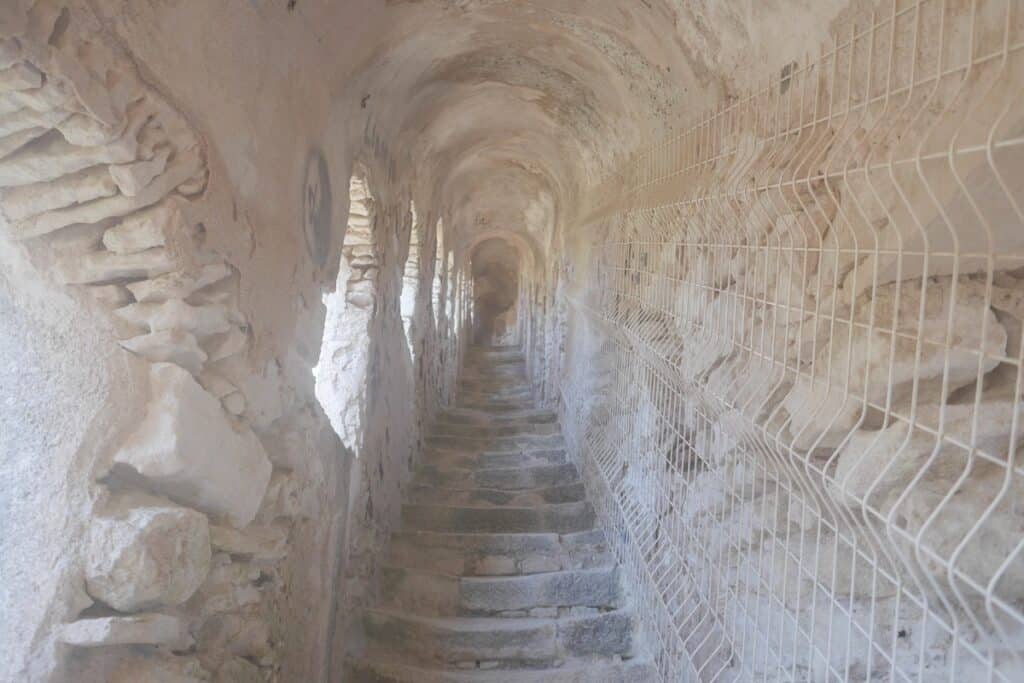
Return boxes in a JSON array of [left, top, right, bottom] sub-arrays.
[[559, 0, 1024, 680]]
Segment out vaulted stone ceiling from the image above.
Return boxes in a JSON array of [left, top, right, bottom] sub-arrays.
[[308, 0, 849, 257]]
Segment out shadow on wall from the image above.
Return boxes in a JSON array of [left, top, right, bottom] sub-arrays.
[[471, 237, 519, 346]]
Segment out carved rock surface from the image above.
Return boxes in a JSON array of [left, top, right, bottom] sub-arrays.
[[112, 363, 272, 527], [84, 495, 211, 612]]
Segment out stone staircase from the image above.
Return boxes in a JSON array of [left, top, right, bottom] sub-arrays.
[[344, 346, 655, 681]]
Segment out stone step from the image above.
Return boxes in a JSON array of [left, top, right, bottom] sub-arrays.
[[386, 530, 609, 576], [361, 608, 637, 669], [430, 422, 560, 438], [458, 388, 533, 402], [461, 375, 528, 385], [425, 433, 565, 452], [438, 407, 557, 425], [456, 392, 535, 404], [345, 657, 657, 682], [461, 376, 531, 387], [466, 368, 528, 379], [456, 398, 537, 412], [407, 481, 586, 507], [466, 351, 524, 362], [462, 369, 527, 380], [466, 352, 525, 362], [464, 359, 527, 370], [421, 448, 568, 472], [401, 502, 596, 534], [476, 448, 568, 469], [379, 566, 622, 617], [461, 373, 528, 385], [416, 462, 579, 490]]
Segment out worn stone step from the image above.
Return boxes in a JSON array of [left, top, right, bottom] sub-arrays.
[[465, 360, 527, 371], [361, 608, 637, 668], [379, 566, 621, 617], [462, 371, 527, 382], [401, 502, 596, 534], [416, 462, 578, 491], [438, 407, 557, 425], [431, 422, 560, 438], [462, 374, 528, 386], [461, 374, 529, 384], [458, 389, 536, 405], [456, 401, 537, 413], [456, 392, 535, 404], [467, 352, 525, 362], [422, 448, 568, 472], [467, 369, 527, 380], [386, 529, 609, 576], [458, 388, 533, 403], [462, 378, 527, 385], [476, 448, 568, 469], [345, 657, 657, 682], [425, 433, 565, 452], [467, 347, 523, 360], [407, 481, 586, 507], [425, 444, 567, 457]]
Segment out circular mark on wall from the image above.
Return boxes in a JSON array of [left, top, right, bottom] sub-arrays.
[[303, 149, 332, 267]]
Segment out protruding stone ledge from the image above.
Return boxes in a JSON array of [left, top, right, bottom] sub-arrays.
[[60, 613, 192, 650]]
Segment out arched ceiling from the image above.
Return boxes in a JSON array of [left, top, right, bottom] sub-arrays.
[[326, 0, 849, 263]]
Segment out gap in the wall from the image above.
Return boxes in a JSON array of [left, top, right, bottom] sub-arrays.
[[314, 165, 376, 452]]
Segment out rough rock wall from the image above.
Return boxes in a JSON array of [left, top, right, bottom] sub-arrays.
[[0, 5, 280, 679], [0, 2, 448, 681]]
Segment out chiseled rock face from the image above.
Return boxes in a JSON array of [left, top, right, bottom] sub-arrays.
[[85, 495, 211, 612], [113, 362, 272, 527]]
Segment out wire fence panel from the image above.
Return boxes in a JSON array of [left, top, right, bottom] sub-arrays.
[[558, 1, 1024, 680]]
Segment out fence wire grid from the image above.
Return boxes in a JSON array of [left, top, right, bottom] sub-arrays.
[[558, 0, 1024, 680]]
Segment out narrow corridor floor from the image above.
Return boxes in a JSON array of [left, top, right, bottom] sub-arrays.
[[345, 346, 654, 681]]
